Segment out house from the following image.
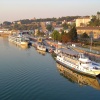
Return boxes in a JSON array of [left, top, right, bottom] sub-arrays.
[[76, 26, 100, 39]]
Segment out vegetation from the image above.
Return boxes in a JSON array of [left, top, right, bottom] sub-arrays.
[[68, 26, 78, 42], [62, 23, 68, 30], [51, 30, 60, 41], [51, 26, 78, 43], [46, 25, 54, 32], [88, 16, 100, 26], [36, 30, 45, 37], [80, 32, 89, 39], [3, 21, 12, 26]]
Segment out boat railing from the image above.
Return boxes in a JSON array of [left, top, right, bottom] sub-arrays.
[[64, 56, 79, 66]]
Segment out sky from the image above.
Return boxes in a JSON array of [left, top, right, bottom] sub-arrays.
[[0, 0, 100, 23]]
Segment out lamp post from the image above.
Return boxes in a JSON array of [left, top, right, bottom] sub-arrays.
[[90, 37, 92, 52]]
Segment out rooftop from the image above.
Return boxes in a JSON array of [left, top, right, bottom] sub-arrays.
[[76, 26, 100, 30]]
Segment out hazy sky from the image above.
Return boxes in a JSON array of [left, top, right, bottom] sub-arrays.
[[0, 0, 100, 22]]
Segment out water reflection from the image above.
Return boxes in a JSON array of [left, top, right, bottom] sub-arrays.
[[0, 37, 9, 47], [20, 45, 30, 50], [36, 49, 46, 56], [56, 62, 100, 90], [8, 41, 30, 50]]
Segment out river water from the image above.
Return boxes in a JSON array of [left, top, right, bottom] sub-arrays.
[[0, 37, 100, 100]]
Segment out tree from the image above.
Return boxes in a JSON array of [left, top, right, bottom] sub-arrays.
[[61, 34, 71, 43], [13, 23, 19, 30], [51, 30, 60, 41], [3, 21, 11, 26], [68, 26, 78, 42], [79, 32, 89, 44], [88, 16, 100, 26], [80, 32, 89, 38], [62, 23, 68, 30], [46, 25, 53, 32]]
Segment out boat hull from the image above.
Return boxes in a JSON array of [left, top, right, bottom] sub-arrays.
[[56, 59, 98, 78], [37, 45, 46, 52], [8, 35, 29, 47]]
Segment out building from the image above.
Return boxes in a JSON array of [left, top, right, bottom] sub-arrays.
[[62, 20, 66, 24], [34, 29, 39, 36], [76, 27, 100, 39], [67, 20, 75, 25], [76, 16, 91, 27], [54, 26, 63, 31], [96, 12, 100, 20]]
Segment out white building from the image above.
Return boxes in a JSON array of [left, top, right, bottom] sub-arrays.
[[76, 17, 91, 27]]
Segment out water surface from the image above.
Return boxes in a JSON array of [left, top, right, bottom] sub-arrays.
[[0, 37, 100, 100]]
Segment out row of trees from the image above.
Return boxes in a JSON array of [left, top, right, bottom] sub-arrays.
[[1, 16, 79, 26], [15, 16, 79, 23], [12, 23, 38, 30], [51, 26, 92, 44]]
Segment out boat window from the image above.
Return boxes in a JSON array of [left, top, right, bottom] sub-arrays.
[[80, 61, 86, 64], [93, 67, 98, 70], [80, 61, 91, 64], [81, 62, 85, 64], [86, 62, 91, 64]]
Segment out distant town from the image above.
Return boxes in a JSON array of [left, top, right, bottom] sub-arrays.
[[0, 12, 100, 51]]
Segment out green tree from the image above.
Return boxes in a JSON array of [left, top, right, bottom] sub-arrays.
[[80, 32, 89, 38], [62, 23, 68, 30], [68, 26, 78, 42], [3, 21, 11, 26], [51, 30, 60, 41], [79, 32, 89, 44], [46, 25, 53, 32], [88, 16, 100, 26]]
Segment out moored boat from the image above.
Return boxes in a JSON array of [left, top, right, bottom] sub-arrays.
[[8, 34, 29, 46], [37, 44, 46, 52], [56, 48, 100, 77], [56, 62, 100, 90]]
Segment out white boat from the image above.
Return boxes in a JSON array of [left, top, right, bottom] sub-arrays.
[[37, 44, 46, 52], [8, 34, 29, 46], [56, 49, 100, 77], [54, 49, 61, 54], [56, 62, 100, 90]]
